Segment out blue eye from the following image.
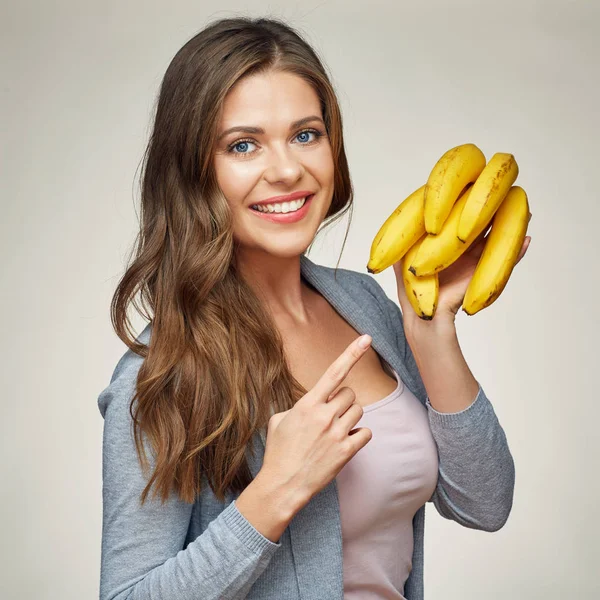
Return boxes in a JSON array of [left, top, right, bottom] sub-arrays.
[[296, 131, 312, 143], [230, 140, 257, 154], [226, 128, 324, 156]]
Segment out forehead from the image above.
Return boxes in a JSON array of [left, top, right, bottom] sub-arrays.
[[218, 70, 321, 126]]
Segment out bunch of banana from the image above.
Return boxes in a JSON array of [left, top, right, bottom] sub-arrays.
[[366, 143, 530, 318]]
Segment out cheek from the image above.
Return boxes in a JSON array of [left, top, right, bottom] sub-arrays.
[[214, 156, 260, 203], [310, 145, 335, 185]]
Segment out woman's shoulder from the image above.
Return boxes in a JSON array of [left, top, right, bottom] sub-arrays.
[[97, 322, 152, 419]]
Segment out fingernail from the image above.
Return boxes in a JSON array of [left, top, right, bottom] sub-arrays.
[[358, 335, 372, 348]]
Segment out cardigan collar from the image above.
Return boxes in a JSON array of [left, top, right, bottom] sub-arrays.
[[298, 254, 421, 398]]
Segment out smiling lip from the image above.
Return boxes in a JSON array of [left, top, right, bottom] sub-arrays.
[[251, 190, 314, 207], [249, 194, 314, 223]]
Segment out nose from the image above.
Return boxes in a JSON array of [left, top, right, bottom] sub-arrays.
[[263, 144, 304, 185]]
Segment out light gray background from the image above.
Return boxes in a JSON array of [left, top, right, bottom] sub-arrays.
[[2, 1, 598, 598]]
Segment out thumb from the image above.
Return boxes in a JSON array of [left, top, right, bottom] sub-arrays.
[[392, 258, 409, 307]]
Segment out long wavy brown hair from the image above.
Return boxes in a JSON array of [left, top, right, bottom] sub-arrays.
[[111, 16, 355, 506]]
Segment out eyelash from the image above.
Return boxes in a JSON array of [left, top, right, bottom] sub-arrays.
[[226, 128, 324, 156]]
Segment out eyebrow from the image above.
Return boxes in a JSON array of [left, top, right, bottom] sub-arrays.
[[217, 115, 325, 142]]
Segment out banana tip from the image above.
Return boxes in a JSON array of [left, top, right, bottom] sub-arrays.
[[408, 266, 416, 275]]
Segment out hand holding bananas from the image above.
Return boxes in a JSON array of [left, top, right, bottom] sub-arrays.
[[366, 143, 532, 322]]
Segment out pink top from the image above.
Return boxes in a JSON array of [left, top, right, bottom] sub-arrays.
[[336, 359, 439, 599]]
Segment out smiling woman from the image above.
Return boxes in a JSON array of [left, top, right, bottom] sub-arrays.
[[108, 16, 353, 507], [106, 18, 354, 501], [98, 14, 515, 600], [100, 14, 358, 600]]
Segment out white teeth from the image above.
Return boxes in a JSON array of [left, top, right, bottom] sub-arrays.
[[251, 196, 309, 213]]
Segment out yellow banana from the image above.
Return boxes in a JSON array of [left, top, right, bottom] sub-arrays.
[[402, 234, 439, 320], [408, 184, 484, 276], [457, 152, 519, 242], [367, 185, 426, 274], [462, 186, 529, 315], [424, 143, 486, 235]]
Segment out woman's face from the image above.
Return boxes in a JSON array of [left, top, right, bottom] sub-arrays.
[[213, 70, 335, 259]]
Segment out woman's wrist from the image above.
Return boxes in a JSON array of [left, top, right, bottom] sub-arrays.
[[235, 469, 305, 542]]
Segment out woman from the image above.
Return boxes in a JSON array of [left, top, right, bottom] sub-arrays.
[[98, 16, 529, 600]]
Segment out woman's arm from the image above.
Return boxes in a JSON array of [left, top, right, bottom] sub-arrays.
[[403, 319, 480, 414], [361, 273, 515, 532]]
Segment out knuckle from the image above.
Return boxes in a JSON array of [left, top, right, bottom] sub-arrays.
[[333, 426, 347, 443], [328, 365, 343, 382], [334, 386, 352, 399], [340, 437, 353, 455], [317, 407, 334, 429]]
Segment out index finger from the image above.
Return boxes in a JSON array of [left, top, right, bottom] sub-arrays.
[[311, 335, 372, 403]]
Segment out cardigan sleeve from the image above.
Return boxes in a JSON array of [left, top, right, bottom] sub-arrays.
[[360, 273, 515, 532], [97, 352, 281, 600]]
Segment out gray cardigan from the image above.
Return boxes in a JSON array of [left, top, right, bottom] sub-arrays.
[[98, 253, 515, 600]]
